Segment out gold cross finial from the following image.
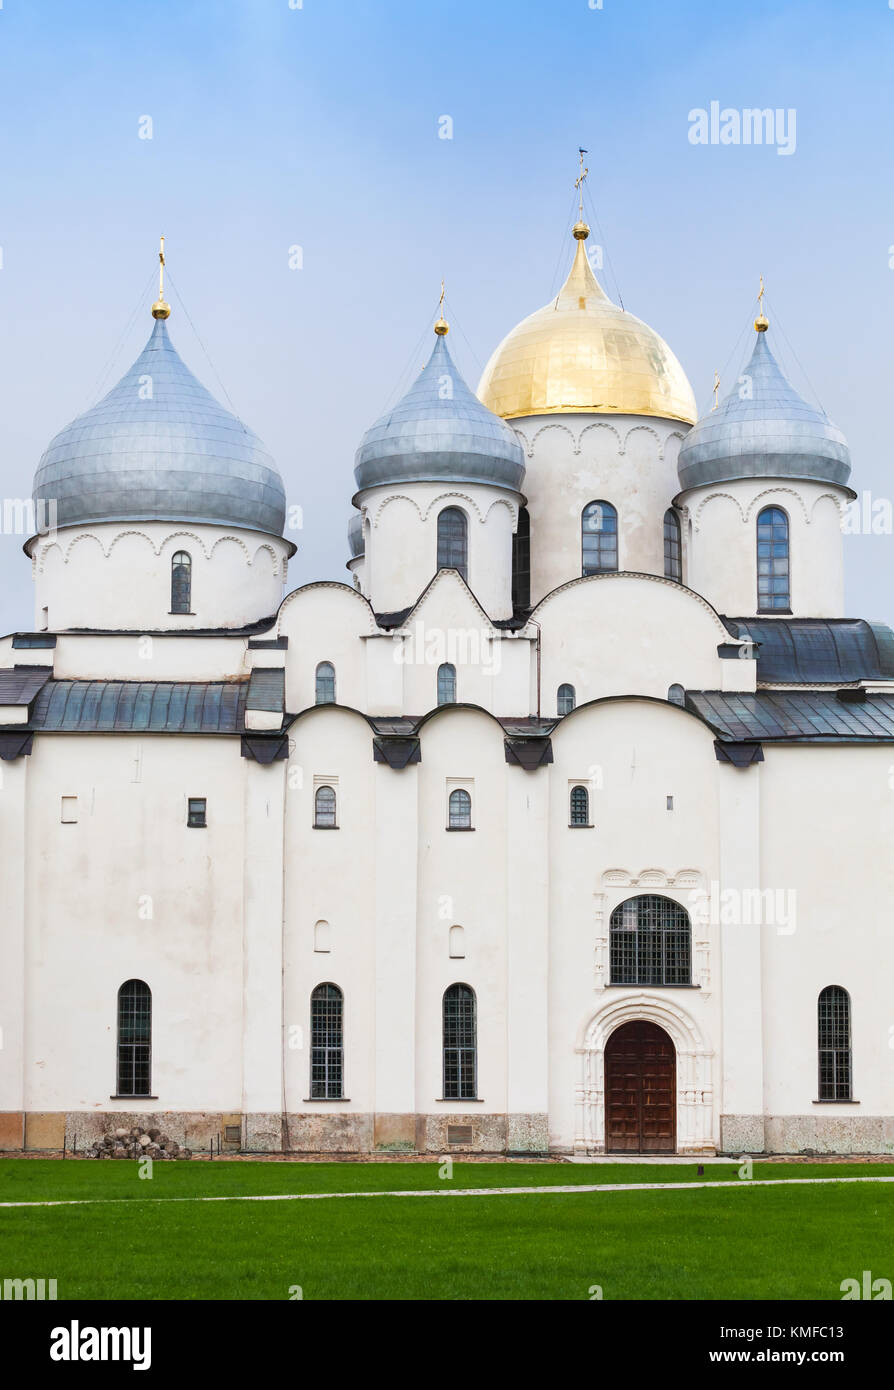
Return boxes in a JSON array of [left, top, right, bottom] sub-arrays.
[[575, 147, 589, 219], [754, 273, 769, 332], [151, 234, 171, 320], [711, 370, 720, 411], [434, 279, 449, 335]]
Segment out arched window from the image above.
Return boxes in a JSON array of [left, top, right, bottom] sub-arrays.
[[610, 894, 691, 986], [117, 979, 151, 1097], [582, 500, 618, 575], [437, 663, 456, 705], [757, 506, 790, 611], [667, 683, 685, 706], [437, 507, 468, 580], [171, 551, 191, 614], [310, 983, 343, 1099], [315, 661, 336, 705], [570, 784, 589, 826], [818, 986, 851, 1100], [664, 509, 682, 582], [448, 788, 472, 829], [557, 683, 576, 715], [512, 506, 531, 610], [314, 785, 337, 828], [443, 983, 477, 1099]]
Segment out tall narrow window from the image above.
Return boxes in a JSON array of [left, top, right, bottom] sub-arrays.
[[557, 683, 576, 715], [437, 507, 468, 580], [117, 979, 152, 1097], [437, 663, 456, 705], [448, 788, 472, 829], [315, 661, 336, 705], [570, 784, 589, 826], [582, 501, 618, 575], [310, 983, 343, 1099], [511, 506, 531, 610], [171, 551, 191, 614], [443, 984, 477, 1100], [314, 785, 337, 828], [818, 986, 851, 1101], [757, 506, 790, 611], [664, 508, 682, 582], [609, 895, 692, 986]]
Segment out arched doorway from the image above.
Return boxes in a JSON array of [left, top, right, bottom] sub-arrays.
[[604, 1021, 676, 1153]]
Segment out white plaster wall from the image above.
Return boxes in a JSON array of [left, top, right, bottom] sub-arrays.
[[546, 700, 723, 1151], [679, 480, 849, 618], [533, 572, 754, 712], [277, 583, 373, 712], [510, 413, 688, 604], [760, 745, 894, 1118], [22, 734, 245, 1113], [355, 482, 520, 618], [31, 522, 291, 631]]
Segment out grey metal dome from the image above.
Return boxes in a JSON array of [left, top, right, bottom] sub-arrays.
[[677, 329, 851, 492], [33, 318, 287, 535], [354, 332, 526, 493], [347, 511, 364, 557]]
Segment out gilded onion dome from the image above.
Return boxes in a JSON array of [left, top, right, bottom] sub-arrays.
[[477, 225, 697, 424], [677, 326, 851, 491], [33, 316, 287, 537], [354, 327, 526, 493]]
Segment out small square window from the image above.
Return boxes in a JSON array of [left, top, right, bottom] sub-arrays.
[[187, 797, 207, 828], [61, 795, 78, 824]]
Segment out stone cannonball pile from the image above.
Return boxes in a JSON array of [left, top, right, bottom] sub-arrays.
[[87, 1126, 193, 1159]]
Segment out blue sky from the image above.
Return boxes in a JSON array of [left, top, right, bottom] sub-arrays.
[[0, 0, 892, 631]]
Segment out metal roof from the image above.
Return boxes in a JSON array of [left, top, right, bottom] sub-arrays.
[[354, 333, 526, 493], [687, 690, 894, 742], [245, 668, 285, 712], [722, 617, 894, 683], [28, 680, 248, 733], [677, 330, 851, 491], [32, 318, 287, 536], [0, 665, 53, 706]]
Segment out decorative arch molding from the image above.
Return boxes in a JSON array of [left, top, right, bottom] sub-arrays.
[[529, 569, 733, 643], [275, 579, 378, 636], [592, 868, 710, 994], [419, 491, 487, 524], [207, 532, 252, 563], [660, 429, 687, 462], [691, 491, 747, 531], [249, 541, 281, 573], [619, 423, 664, 456], [526, 421, 580, 457], [744, 487, 811, 525], [573, 990, 716, 1155], [366, 492, 427, 527], [809, 490, 849, 522]]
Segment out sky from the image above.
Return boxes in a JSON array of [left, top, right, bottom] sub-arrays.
[[0, 0, 892, 632]]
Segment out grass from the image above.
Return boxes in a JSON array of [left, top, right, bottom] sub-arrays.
[[1, 1159, 892, 1300]]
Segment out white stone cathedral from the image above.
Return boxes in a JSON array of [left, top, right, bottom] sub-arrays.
[[2, 215, 892, 1158]]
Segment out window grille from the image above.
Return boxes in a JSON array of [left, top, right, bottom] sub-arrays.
[[311, 983, 343, 1099], [609, 894, 692, 985], [582, 501, 618, 575], [818, 985, 852, 1100], [438, 663, 456, 705], [757, 506, 790, 611], [448, 788, 472, 828], [557, 683, 576, 715], [443, 984, 477, 1099], [315, 662, 336, 704], [570, 784, 589, 825], [117, 979, 151, 1096], [171, 551, 191, 614], [664, 509, 682, 582], [437, 507, 468, 580], [314, 785, 337, 827]]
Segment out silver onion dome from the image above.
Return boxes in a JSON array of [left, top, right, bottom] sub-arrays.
[[354, 330, 526, 493], [677, 328, 851, 492], [33, 317, 287, 535]]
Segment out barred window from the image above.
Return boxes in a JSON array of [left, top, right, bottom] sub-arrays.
[[757, 506, 790, 611], [448, 788, 472, 829], [117, 979, 151, 1097], [557, 683, 576, 715], [664, 509, 682, 582], [315, 661, 336, 705], [171, 551, 191, 614], [443, 983, 477, 1099], [512, 506, 531, 611], [311, 983, 343, 1099], [609, 894, 691, 986], [582, 500, 618, 575], [314, 785, 337, 828], [818, 985, 851, 1101], [438, 663, 456, 705], [437, 507, 468, 580], [570, 784, 589, 826]]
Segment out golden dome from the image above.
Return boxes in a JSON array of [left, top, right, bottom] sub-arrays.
[[478, 229, 697, 424]]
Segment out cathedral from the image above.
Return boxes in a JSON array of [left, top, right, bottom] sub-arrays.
[[2, 209, 892, 1160]]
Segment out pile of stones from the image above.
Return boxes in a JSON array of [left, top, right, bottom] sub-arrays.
[[87, 1126, 193, 1160]]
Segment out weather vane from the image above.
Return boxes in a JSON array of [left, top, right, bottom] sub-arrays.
[[151, 234, 171, 320], [754, 273, 769, 332], [434, 278, 449, 335]]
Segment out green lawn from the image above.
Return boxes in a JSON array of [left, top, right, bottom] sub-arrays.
[[2, 1159, 892, 1300]]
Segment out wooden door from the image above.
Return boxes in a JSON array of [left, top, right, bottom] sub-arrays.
[[605, 1021, 676, 1153]]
